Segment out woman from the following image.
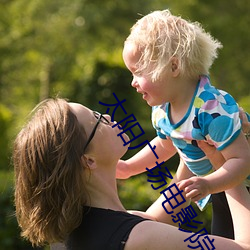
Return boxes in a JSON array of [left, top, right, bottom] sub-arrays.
[[13, 98, 250, 249]]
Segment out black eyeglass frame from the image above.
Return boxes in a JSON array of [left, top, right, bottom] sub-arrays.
[[83, 111, 110, 151]]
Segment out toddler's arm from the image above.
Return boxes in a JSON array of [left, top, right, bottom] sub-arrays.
[[116, 136, 177, 179], [179, 132, 250, 201]]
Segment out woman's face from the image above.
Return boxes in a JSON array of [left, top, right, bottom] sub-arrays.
[[68, 103, 129, 162]]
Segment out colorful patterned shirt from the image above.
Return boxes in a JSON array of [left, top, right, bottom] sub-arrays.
[[152, 75, 241, 176]]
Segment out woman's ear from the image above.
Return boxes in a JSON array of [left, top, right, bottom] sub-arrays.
[[82, 155, 97, 169], [170, 57, 180, 77]]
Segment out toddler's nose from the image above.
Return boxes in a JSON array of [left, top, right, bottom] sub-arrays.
[[131, 78, 138, 88]]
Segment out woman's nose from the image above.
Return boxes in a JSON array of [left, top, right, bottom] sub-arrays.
[[103, 114, 112, 124]]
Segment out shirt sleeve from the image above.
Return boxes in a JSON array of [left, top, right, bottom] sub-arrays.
[[151, 105, 169, 140], [197, 90, 241, 150]]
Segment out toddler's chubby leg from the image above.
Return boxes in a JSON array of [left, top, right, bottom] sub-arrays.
[[146, 159, 194, 225]]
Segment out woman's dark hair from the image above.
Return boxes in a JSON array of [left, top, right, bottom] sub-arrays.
[[13, 98, 88, 246]]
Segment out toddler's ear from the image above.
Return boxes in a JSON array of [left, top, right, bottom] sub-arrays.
[[171, 57, 180, 76], [171, 63, 177, 72]]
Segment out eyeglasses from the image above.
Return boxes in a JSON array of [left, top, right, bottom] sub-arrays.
[[84, 111, 110, 151]]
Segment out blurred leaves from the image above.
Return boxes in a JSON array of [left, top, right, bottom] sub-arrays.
[[0, 0, 249, 248]]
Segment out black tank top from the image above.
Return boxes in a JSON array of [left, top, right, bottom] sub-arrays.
[[66, 206, 148, 250]]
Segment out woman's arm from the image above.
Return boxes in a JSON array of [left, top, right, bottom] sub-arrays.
[[125, 112, 250, 249], [125, 184, 250, 250], [225, 184, 250, 244]]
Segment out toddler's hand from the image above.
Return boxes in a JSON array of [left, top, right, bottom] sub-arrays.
[[178, 176, 211, 202], [116, 160, 131, 179]]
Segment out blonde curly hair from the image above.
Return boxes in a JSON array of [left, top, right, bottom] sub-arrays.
[[125, 9, 222, 81], [13, 98, 88, 246]]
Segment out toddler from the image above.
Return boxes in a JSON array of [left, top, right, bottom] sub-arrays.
[[120, 9, 250, 238]]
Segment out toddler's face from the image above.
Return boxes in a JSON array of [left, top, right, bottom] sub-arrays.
[[123, 43, 173, 106]]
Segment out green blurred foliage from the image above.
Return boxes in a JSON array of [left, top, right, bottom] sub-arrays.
[[1, 0, 249, 168], [0, 0, 249, 248], [0, 171, 43, 250], [0, 104, 12, 169]]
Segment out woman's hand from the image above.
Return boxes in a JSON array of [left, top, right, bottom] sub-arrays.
[[197, 140, 225, 170], [239, 107, 250, 141]]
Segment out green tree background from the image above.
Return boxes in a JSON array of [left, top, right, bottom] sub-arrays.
[[0, 0, 249, 249]]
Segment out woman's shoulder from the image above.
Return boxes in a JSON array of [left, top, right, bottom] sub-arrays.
[[124, 220, 188, 250], [66, 206, 148, 250]]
